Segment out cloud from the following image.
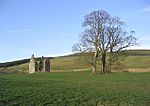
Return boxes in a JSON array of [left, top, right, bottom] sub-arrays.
[[142, 6, 150, 12], [45, 52, 72, 57], [0, 29, 36, 33]]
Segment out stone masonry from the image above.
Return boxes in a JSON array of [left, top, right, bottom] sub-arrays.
[[29, 55, 50, 74]]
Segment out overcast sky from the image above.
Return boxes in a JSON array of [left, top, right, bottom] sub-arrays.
[[0, 0, 150, 62]]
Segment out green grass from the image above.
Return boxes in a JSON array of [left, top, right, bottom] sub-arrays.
[[0, 71, 150, 105], [51, 55, 89, 70], [124, 56, 150, 69]]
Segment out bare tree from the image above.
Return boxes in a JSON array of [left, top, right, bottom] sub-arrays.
[[72, 29, 99, 73], [105, 18, 137, 73], [73, 10, 137, 74]]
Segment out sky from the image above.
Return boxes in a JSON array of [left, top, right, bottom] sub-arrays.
[[0, 0, 150, 62]]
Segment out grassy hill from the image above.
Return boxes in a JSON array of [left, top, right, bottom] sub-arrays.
[[0, 71, 149, 105], [0, 50, 150, 73], [53, 50, 150, 70]]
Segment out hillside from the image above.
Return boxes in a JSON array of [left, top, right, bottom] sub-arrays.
[[0, 50, 150, 73]]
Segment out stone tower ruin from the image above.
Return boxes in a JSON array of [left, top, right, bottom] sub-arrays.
[[29, 55, 50, 74], [29, 55, 37, 74], [42, 57, 50, 72]]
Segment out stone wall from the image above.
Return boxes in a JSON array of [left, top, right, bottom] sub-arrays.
[[29, 55, 50, 74]]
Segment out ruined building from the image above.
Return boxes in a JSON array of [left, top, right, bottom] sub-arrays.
[[29, 55, 50, 74]]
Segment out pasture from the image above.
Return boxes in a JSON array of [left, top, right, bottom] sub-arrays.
[[0, 71, 150, 105]]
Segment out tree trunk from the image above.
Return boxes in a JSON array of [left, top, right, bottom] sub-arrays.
[[107, 52, 113, 74], [92, 48, 99, 74], [101, 51, 106, 74], [92, 65, 96, 74]]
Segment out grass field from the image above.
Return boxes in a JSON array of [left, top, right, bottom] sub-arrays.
[[124, 56, 150, 69], [0, 71, 150, 106]]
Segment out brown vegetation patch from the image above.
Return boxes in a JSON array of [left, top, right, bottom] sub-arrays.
[[50, 70, 64, 72], [127, 68, 150, 72]]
